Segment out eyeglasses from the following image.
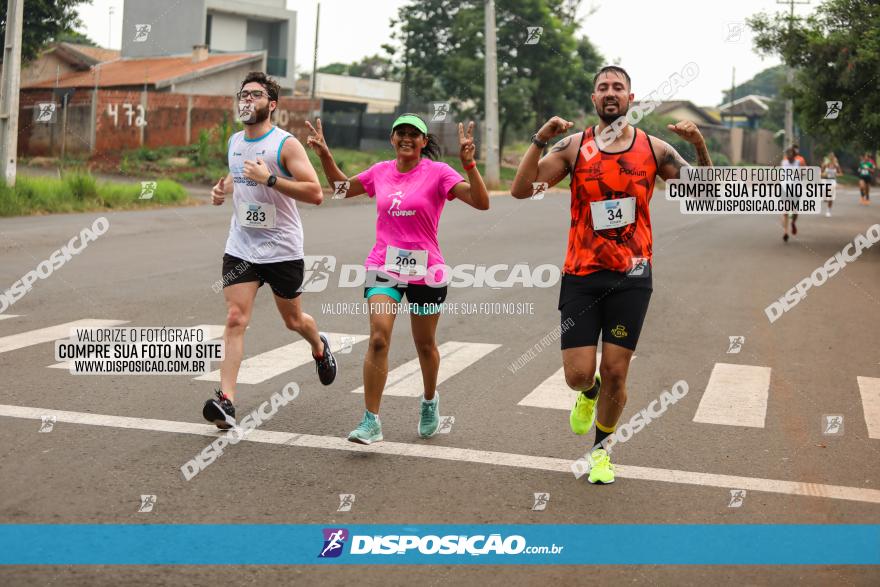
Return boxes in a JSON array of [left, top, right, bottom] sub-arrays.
[[237, 90, 267, 100]]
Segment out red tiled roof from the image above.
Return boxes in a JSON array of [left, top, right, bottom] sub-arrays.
[[25, 52, 262, 89]]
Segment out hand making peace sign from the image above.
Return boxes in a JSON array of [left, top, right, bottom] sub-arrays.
[[304, 118, 330, 158], [459, 121, 476, 166]]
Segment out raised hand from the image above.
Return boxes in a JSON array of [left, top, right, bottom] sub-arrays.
[[536, 116, 574, 142], [305, 119, 330, 157], [459, 121, 476, 165], [667, 120, 704, 145]]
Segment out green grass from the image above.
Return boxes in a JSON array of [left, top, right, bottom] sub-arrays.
[[0, 173, 188, 217]]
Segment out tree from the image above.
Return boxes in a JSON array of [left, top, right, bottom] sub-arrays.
[[721, 65, 786, 103], [56, 30, 98, 47], [384, 0, 603, 155], [748, 0, 880, 152], [318, 54, 399, 81], [0, 0, 89, 63], [317, 63, 348, 76]]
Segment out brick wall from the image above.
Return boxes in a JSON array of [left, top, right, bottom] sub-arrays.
[[18, 89, 320, 158], [18, 89, 94, 157]]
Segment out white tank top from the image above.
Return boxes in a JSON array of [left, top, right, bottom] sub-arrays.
[[224, 126, 304, 263]]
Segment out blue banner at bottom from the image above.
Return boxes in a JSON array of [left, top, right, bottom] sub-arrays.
[[0, 524, 877, 565]]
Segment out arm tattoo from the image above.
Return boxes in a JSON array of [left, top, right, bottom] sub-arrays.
[[694, 140, 713, 167], [550, 136, 572, 153], [659, 138, 713, 180], [548, 136, 574, 175], [661, 146, 690, 179]]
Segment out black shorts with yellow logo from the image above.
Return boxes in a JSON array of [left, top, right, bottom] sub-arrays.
[[558, 269, 652, 351]]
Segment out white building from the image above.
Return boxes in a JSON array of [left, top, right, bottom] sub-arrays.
[[121, 0, 297, 90]]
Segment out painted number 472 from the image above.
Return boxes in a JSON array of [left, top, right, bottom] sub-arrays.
[[107, 103, 147, 127]]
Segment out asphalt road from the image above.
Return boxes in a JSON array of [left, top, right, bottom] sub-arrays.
[[0, 183, 878, 585]]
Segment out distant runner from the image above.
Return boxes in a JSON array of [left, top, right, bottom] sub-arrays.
[[780, 148, 802, 242], [820, 152, 842, 217], [858, 153, 875, 205]]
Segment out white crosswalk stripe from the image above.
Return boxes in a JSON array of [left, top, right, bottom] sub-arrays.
[[195, 332, 367, 384], [194, 324, 227, 341], [693, 362, 771, 428], [12, 317, 880, 441], [2, 403, 879, 504], [517, 352, 635, 410], [0, 319, 128, 355], [857, 376, 880, 440], [517, 367, 570, 410], [351, 341, 501, 397], [48, 324, 227, 370]]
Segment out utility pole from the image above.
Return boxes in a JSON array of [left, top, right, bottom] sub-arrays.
[[729, 66, 735, 128], [310, 2, 320, 100], [483, 0, 500, 189], [777, 0, 809, 149], [401, 29, 410, 113], [0, 0, 24, 186], [109, 6, 114, 48]]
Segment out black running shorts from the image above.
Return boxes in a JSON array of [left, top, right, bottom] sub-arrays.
[[558, 269, 653, 351], [221, 254, 304, 299]]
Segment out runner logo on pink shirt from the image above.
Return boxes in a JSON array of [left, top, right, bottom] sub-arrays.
[[387, 190, 415, 217]]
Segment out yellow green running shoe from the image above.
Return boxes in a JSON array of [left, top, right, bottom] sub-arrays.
[[569, 374, 600, 435], [588, 448, 615, 484]]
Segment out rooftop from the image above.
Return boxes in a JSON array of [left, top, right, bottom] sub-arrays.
[[25, 52, 264, 89]]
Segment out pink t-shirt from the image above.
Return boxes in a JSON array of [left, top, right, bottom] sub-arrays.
[[358, 158, 463, 285]]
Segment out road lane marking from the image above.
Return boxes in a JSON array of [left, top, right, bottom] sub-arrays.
[[195, 332, 367, 384], [517, 352, 635, 410], [0, 319, 128, 355], [1, 403, 877, 505], [693, 363, 771, 428], [193, 324, 227, 341], [0, 314, 20, 321], [351, 341, 501, 397], [518, 367, 571, 409], [857, 376, 880, 439]]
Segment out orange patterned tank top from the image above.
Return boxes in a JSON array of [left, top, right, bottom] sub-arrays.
[[564, 125, 658, 276]]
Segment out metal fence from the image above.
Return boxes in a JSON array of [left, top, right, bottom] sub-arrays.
[[320, 111, 467, 157]]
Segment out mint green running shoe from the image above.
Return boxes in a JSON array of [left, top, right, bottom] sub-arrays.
[[347, 411, 383, 445], [570, 374, 600, 435], [418, 393, 440, 438]]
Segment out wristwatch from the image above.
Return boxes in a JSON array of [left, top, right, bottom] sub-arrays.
[[266, 174, 277, 187], [531, 134, 548, 149]]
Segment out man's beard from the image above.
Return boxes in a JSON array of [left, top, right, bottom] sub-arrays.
[[240, 103, 271, 125], [597, 100, 628, 124]]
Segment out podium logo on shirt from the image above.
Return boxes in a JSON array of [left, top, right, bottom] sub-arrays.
[[387, 190, 416, 217]]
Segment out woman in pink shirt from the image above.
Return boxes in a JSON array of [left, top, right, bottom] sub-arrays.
[[306, 113, 489, 444]]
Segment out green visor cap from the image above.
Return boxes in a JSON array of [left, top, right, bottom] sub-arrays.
[[391, 114, 428, 135]]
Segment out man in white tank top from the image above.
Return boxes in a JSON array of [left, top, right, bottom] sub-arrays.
[[203, 71, 336, 429]]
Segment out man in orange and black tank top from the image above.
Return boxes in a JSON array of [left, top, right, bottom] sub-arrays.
[[511, 65, 713, 485]]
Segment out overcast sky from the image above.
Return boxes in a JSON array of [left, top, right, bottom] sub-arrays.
[[76, 0, 817, 106]]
